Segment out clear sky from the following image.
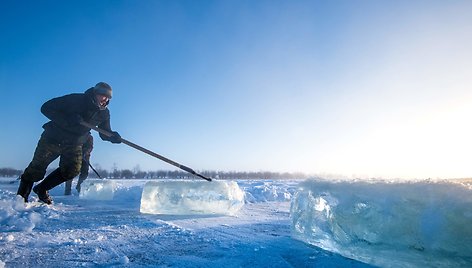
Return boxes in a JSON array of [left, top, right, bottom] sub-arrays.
[[1, 0, 471, 179]]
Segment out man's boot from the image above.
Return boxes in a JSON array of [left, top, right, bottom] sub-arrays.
[[17, 178, 34, 202], [33, 168, 67, 205]]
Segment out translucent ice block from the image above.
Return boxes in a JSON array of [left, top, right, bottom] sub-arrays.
[[79, 179, 116, 200], [140, 180, 244, 215], [290, 179, 472, 267]]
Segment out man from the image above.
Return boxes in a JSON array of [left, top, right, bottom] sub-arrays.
[[17, 82, 121, 204], [64, 133, 93, 195]]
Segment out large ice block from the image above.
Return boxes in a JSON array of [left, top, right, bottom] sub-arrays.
[[140, 180, 244, 215], [291, 179, 472, 267], [79, 179, 116, 200]]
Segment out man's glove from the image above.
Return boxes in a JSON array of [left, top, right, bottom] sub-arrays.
[[68, 114, 84, 126], [109, 131, 122, 144]]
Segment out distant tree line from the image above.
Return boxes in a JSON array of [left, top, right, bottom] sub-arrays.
[[0, 168, 22, 178], [0, 167, 309, 180], [88, 168, 309, 180]]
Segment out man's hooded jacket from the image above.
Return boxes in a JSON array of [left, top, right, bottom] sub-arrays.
[[40, 87, 114, 144]]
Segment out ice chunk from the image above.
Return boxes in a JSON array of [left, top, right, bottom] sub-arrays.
[[79, 179, 116, 200], [140, 180, 244, 215], [291, 179, 472, 267]]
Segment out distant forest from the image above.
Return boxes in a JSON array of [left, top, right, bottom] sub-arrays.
[[0, 167, 309, 180]]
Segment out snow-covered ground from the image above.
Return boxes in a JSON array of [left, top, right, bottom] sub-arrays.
[[0, 177, 371, 268]]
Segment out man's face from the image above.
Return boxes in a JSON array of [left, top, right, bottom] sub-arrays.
[[95, 94, 110, 109]]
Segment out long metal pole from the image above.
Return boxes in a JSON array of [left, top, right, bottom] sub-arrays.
[[80, 121, 212, 181]]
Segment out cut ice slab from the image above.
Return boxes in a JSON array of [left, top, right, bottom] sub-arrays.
[[291, 179, 472, 267], [140, 180, 245, 215], [79, 179, 116, 200]]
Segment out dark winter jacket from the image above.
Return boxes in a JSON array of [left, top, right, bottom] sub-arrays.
[[41, 88, 114, 144]]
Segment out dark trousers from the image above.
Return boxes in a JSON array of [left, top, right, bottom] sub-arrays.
[[65, 134, 93, 194], [21, 133, 83, 183], [64, 159, 89, 194]]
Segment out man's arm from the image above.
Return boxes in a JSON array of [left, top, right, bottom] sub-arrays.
[[98, 111, 121, 144], [41, 94, 82, 127]]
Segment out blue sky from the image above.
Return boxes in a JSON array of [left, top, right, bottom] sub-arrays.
[[1, 0, 472, 179]]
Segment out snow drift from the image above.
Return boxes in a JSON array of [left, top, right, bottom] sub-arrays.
[[238, 180, 297, 203], [0, 189, 60, 233], [290, 179, 472, 267], [140, 180, 244, 215]]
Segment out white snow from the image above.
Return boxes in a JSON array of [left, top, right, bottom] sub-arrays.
[[291, 178, 472, 267], [140, 180, 244, 215], [79, 179, 116, 200], [0, 189, 60, 232], [238, 180, 297, 203]]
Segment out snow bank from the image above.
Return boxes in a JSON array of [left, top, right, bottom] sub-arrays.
[[0, 189, 59, 232], [140, 180, 244, 215], [79, 179, 116, 200], [238, 180, 298, 203], [291, 179, 472, 267]]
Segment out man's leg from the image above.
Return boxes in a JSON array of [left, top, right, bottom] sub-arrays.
[[33, 168, 63, 204], [76, 159, 89, 193], [17, 135, 60, 202], [77, 135, 93, 193], [33, 143, 82, 204], [64, 179, 73, 195]]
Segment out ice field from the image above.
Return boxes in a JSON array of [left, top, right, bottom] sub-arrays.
[[0, 177, 371, 267], [1, 176, 471, 267]]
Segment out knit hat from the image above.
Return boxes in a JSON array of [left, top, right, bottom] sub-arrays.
[[94, 82, 112, 99]]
